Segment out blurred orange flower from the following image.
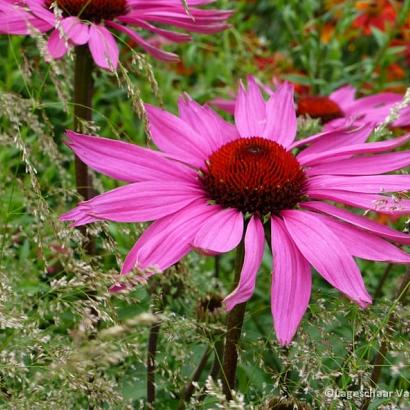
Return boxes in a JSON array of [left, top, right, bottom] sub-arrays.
[[353, 0, 396, 35]]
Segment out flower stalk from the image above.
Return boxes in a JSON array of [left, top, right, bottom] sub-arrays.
[[147, 319, 161, 409], [73, 45, 95, 253], [221, 239, 246, 400], [73, 45, 94, 201]]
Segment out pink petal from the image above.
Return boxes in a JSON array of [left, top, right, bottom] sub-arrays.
[[47, 29, 69, 59], [119, 16, 191, 42], [328, 85, 356, 112], [307, 189, 410, 215], [234, 77, 267, 138], [145, 104, 212, 167], [295, 123, 373, 157], [178, 95, 239, 150], [60, 181, 203, 226], [88, 24, 119, 71], [0, 1, 52, 33], [65, 130, 194, 183], [224, 215, 264, 310], [26, 0, 55, 23], [270, 216, 311, 346], [306, 151, 410, 176], [308, 175, 410, 194], [344, 92, 402, 116], [393, 106, 410, 128], [263, 82, 297, 147], [282, 210, 372, 307], [301, 201, 410, 245], [107, 20, 179, 62], [313, 213, 410, 264], [209, 97, 235, 115], [61, 17, 89, 45], [298, 134, 410, 166], [192, 208, 243, 253], [121, 199, 217, 274]]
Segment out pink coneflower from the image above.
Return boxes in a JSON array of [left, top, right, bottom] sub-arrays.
[[211, 83, 410, 129], [61, 78, 410, 345], [0, 0, 231, 70]]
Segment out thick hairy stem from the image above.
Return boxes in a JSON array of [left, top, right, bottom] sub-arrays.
[[360, 270, 410, 410], [147, 320, 161, 409], [73, 45, 95, 253], [221, 241, 246, 400]]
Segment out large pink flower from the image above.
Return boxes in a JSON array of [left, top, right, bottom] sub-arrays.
[[212, 83, 410, 129], [0, 0, 231, 70], [61, 78, 410, 345]]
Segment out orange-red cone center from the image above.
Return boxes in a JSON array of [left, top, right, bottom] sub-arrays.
[[297, 96, 344, 122], [48, 0, 127, 21], [200, 137, 306, 215]]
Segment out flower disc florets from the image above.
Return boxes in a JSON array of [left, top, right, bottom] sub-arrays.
[[49, 0, 128, 21], [297, 96, 344, 122], [200, 137, 306, 215]]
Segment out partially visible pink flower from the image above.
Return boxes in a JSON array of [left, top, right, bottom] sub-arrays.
[[0, 0, 231, 70], [211, 82, 410, 129], [61, 78, 410, 345]]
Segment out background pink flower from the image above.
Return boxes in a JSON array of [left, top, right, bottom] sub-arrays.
[[211, 82, 410, 129], [61, 78, 410, 345], [0, 0, 231, 70]]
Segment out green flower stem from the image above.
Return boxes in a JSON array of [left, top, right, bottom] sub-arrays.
[[221, 239, 246, 400]]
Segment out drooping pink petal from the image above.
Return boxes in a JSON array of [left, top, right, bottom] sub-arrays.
[[47, 29, 69, 59], [145, 104, 213, 167], [0, 0, 53, 33], [393, 106, 410, 128], [234, 77, 267, 138], [301, 201, 410, 245], [65, 130, 195, 183], [26, 0, 55, 24], [306, 151, 410, 176], [295, 123, 373, 156], [263, 82, 297, 147], [328, 85, 356, 112], [312, 213, 410, 264], [61, 17, 89, 45], [106, 20, 180, 62], [118, 16, 191, 42], [224, 215, 264, 311], [178, 94, 239, 150], [307, 189, 410, 215], [60, 181, 203, 226], [282, 210, 372, 307], [270, 216, 311, 345], [298, 134, 410, 166], [88, 24, 119, 71], [344, 92, 402, 116], [121, 199, 217, 274], [192, 208, 243, 253], [209, 97, 235, 115], [308, 175, 410, 194]]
